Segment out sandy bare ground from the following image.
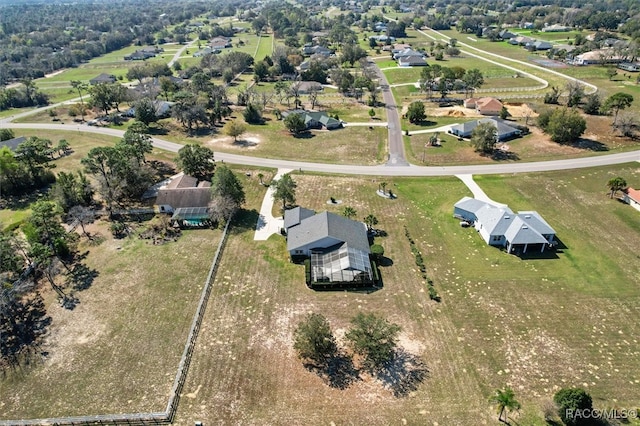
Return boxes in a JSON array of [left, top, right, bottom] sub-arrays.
[[206, 133, 263, 150], [426, 103, 538, 118]]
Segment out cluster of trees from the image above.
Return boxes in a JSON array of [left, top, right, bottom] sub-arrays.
[[81, 124, 154, 216], [0, 79, 50, 111], [294, 312, 401, 371], [0, 0, 243, 83], [539, 91, 635, 142], [537, 107, 586, 144], [490, 386, 594, 425], [0, 133, 69, 196], [420, 65, 484, 100]]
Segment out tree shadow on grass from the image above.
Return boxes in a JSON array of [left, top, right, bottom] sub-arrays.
[[231, 208, 260, 234], [232, 138, 258, 148], [374, 349, 429, 397], [570, 138, 609, 151], [304, 352, 361, 390], [66, 262, 100, 291], [292, 131, 316, 139], [491, 150, 520, 161], [148, 160, 176, 181]]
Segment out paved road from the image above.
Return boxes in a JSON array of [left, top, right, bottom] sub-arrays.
[[371, 61, 409, 166], [4, 122, 638, 176]]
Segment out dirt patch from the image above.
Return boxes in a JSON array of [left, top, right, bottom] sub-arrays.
[[427, 106, 479, 118], [504, 102, 538, 118], [206, 133, 263, 150]]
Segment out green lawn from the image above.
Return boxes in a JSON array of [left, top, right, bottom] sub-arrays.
[[173, 166, 640, 425]]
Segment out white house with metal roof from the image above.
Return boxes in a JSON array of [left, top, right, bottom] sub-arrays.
[[454, 197, 556, 254]]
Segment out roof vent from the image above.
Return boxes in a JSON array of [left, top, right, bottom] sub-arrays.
[[504, 215, 510, 219], [522, 225, 528, 229], [524, 215, 531, 219]]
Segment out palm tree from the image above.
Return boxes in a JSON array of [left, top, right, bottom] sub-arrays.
[[364, 214, 378, 231], [342, 206, 357, 220], [607, 176, 627, 199], [379, 182, 387, 194], [70, 80, 87, 122], [490, 387, 521, 423]]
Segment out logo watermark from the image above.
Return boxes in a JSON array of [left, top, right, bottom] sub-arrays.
[[566, 408, 638, 421]]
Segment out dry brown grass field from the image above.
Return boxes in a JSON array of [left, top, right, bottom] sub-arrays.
[[172, 166, 640, 425]]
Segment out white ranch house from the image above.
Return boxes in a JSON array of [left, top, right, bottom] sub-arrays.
[[454, 197, 556, 255]]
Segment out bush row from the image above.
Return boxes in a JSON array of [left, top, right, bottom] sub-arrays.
[[404, 226, 440, 302]]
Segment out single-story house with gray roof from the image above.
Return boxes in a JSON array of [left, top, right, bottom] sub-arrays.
[[0, 136, 27, 152], [284, 207, 374, 286], [449, 118, 521, 141], [454, 197, 556, 254], [281, 109, 342, 130], [90, 73, 117, 85]]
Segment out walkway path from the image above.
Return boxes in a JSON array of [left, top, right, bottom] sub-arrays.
[[455, 174, 507, 208], [254, 168, 291, 240], [408, 123, 458, 135], [343, 121, 388, 127]]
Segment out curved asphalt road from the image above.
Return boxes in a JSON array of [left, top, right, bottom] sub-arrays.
[[3, 122, 639, 176]]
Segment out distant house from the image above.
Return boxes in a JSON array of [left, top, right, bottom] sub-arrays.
[[464, 97, 503, 115], [281, 109, 342, 130], [618, 63, 640, 72], [210, 36, 232, 49], [372, 34, 395, 43], [124, 100, 174, 119], [292, 80, 323, 94], [393, 48, 423, 61], [509, 36, 535, 46], [453, 197, 556, 255], [623, 188, 640, 212], [499, 30, 517, 40], [449, 118, 521, 141], [391, 43, 412, 54], [124, 47, 162, 61], [154, 174, 211, 218], [283, 207, 374, 287], [398, 56, 427, 67], [193, 47, 220, 57], [572, 49, 625, 65], [90, 73, 117, 85], [542, 24, 570, 32], [527, 41, 553, 51], [301, 45, 333, 56]]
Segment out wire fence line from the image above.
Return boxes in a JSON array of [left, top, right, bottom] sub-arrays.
[[1, 219, 233, 426]]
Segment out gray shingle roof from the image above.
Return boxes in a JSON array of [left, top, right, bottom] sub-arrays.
[[516, 211, 555, 235], [284, 206, 316, 229], [155, 188, 211, 209], [287, 211, 370, 253], [504, 217, 549, 244], [0, 136, 26, 152], [476, 206, 515, 236], [454, 196, 492, 214]]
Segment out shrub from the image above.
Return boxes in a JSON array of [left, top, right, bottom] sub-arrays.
[[553, 388, 593, 426]]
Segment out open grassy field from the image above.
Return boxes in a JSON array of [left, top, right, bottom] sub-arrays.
[[171, 165, 640, 425], [0, 225, 222, 419], [197, 116, 388, 165]]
